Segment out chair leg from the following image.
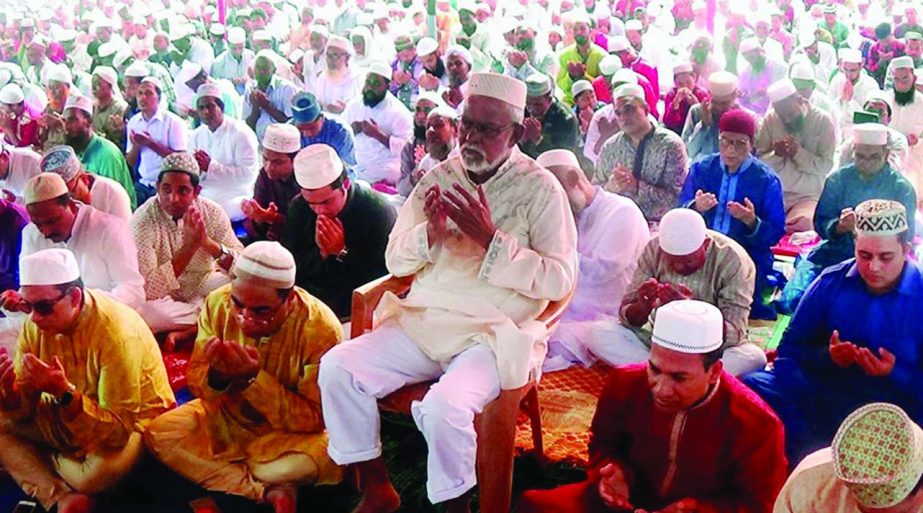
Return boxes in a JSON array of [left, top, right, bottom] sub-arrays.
[[475, 388, 523, 513], [523, 385, 545, 466]]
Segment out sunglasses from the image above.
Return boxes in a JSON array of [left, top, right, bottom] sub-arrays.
[[26, 287, 74, 316]]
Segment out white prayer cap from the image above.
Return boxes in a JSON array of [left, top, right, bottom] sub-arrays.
[[659, 208, 707, 256], [768, 79, 798, 104], [288, 49, 305, 64], [255, 49, 280, 65], [917, 70, 923, 86], [55, 28, 78, 43], [611, 68, 639, 86], [801, 31, 817, 48], [708, 71, 739, 97], [209, 23, 226, 36], [161, 152, 201, 177], [113, 48, 133, 69], [45, 65, 72, 85], [20, 18, 35, 29], [125, 61, 149, 78], [92, 66, 119, 89], [414, 90, 444, 108], [891, 56, 915, 70], [652, 300, 724, 354], [169, 22, 192, 41], [24, 173, 69, 204], [853, 123, 889, 146], [445, 45, 472, 65], [0, 84, 24, 105], [195, 82, 222, 104], [625, 19, 643, 32], [692, 0, 706, 10], [595, 4, 611, 18], [232, 241, 296, 289], [41, 145, 82, 182], [262, 124, 301, 154], [790, 62, 815, 81], [29, 35, 47, 49], [63, 94, 93, 116], [839, 48, 863, 64], [427, 105, 459, 122], [525, 74, 553, 97], [613, 83, 645, 102], [571, 80, 593, 98], [97, 41, 119, 58], [253, 30, 273, 42], [537, 149, 580, 170], [294, 144, 344, 190], [326, 35, 354, 55], [599, 54, 622, 76], [673, 61, 694, 75], [416, 36, 439, 56], [465, 72, 527, 112], [176, 61, 203, 85], [610, 36, 631, 52], [855, 199, 909, 236], [739, 37, 761, 55], [367, 60, 393, 81], [21, 248, 81, 286], [227, 27, 246, 45]]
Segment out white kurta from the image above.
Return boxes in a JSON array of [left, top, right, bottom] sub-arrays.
[[189, 117, 260, 221], [343, 92, 414, 185], [888, 90, 923, 197], [89, 175, 132, 221], [0, 147, 41, 203], [315, 68, 363, 113], [21, 204, 145, 309], [828, 72, 881, 127]]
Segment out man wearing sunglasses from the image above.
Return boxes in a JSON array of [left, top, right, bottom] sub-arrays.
[[0, 248, 175, 513], [145, 241, 343, 513]]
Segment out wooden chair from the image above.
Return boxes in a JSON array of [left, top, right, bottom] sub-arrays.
[[350, 274, 574, 513]]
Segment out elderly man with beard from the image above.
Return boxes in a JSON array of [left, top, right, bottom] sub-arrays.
[[887, 57, 923, 199], [243, 124, 304, 242], [399, 106, 460, 197], [520, 74, 582, 160], [737, 38, 789, 115], [345, 62, 414, 189], [88, 67, 127, 150], [315, 35, 362, 115], [442, 45, 472, 110], [318, 73, 577, 513], [682, 71, 750, 162], [38, 66, 73, 152], [144, 242, 344, 513], [399, 92, 442, 189], [756, 79, 836, 233]]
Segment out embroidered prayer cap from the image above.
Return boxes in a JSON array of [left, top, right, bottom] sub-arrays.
[[160, 152, 201, 177], [367, 60, 393, 81], [46, 65, 72, 86], [227, 26, 246, 45], [613, 83, 645, 102], [708, 71, 739, 97], [291, 92, 322, 124], [673, 61, 694, 75], [262, 124, 301, 154], [599, 54, 622, 76], [24, 173, 69, 205], [832, 403, 923, 508], [611, 69, 639, 87], [610, 36, 631, 52], [64, 94, 93, 116], [855, 199, 909, 236], [839, 48, 863, 64], [294, 144, 344, 190], [658, 208, 707, 256], [0, 84, 24, 105], [651, 300, 723, 354], [571, 80, 593, 99], [21, 248, 81, 286], [125, 61, 150, 79], [394, 35, 414, 52], [891, 56, 915, 70], [327, 35, 354, 55], [92, 66, 119, 89], [195, 82, 222, 105], [768, 78, 798, 104], [232, 241, 296, 289], [537, 149, 580, 170], [416, 37, 439, 57], [718, 109, 757, 140], [907, 31, 923, 41], [41, 145, 82, 182], [823, 3, 838, 14], [525, 73, 553, 97], [853, 123, 889, 146], [466, 72, 528, 112]]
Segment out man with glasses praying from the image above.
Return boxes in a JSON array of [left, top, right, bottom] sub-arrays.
[[144, 242, 343, 513], [829, 48, 882, 129], [319, 72, 577, 513], [314, 35, 361, 116], [0, 248, 175, 513], [680, 109, 785, 320]]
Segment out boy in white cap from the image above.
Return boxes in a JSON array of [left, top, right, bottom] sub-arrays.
[[319, 72, 577, 513], [20, 173, 145, 309], [211, 26, 255, 96], [888, 56, 923, 197], [0, 248, 175, 513], [40, 145, 131, 221], [242, 124, 303, 242], [130, 152, 243, 346], [281, 143, 397, 318], [0, 82, 41, 148], [537, 148, 650, 371], [520, 300, 787, 513], [775, 402, 923, 513], [188, 82, 260, 222], [755, 78, 837, 233], [144, 241, 343, 513], [744, 199, 923, 466]]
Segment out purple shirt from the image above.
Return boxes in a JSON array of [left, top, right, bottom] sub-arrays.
[[0, 200, 28, 291]]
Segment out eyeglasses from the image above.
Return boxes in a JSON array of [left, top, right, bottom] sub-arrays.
[[718, 137, 750, 150], [26, 287, 74, 316], [855, 151, 884, 162], [231, 295, 280, 318], [459, 118, 516, 138], [613, 103, 638, 116], [326, 51, 348, 59]]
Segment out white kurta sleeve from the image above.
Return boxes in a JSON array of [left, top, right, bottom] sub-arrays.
[[204, 126, 260, 188], [101, 220, 146, 309], [385, 187, 433, 277], [387, 109, 414, 157]]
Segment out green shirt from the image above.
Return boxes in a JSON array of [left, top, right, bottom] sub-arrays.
[[79, 134, 138, 209], [556, 43, 607, 106]]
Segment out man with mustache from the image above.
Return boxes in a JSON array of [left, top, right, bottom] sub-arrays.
[[319, 72, 577, 513], [556, 17, 607, 106], [887, 57, 923, 200]]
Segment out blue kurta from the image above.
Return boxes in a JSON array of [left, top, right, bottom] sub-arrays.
[[808, 163, 916, 268], [679, 154, 786, 282], [744, 260, 923, 465], [297, 116, 358, 168]]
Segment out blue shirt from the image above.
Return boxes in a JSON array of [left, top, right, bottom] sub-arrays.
[[808, 163, 917, 268], [679, 153, 785, 277], [777, 259, 923, 418], [297, 116, 358, 170]]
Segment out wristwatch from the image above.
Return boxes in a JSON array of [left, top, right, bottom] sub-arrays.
[[335, 247, 349, 262], [53, 383, 77, 407]]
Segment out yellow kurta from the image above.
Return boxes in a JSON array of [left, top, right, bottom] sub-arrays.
[[159, 284, 344, 489], [2, 290, 176, 454]]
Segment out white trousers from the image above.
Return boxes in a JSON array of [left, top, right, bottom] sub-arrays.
[[138, 297, 201, 334], [318, 323, 500, 504], [564, 319, 768, 376]]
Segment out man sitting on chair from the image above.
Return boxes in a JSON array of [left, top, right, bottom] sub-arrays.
[[318, 72, 578, 513]]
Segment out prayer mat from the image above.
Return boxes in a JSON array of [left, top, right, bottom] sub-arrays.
[[162, 349, 192, 392]]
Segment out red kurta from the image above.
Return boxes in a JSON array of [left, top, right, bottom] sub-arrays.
[[520, 365, 787, 513]]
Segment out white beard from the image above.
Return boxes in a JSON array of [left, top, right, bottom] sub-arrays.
[[460, 144, 511, 175]]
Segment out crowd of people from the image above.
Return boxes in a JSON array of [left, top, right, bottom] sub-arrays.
[[0, 0, 921, 512]]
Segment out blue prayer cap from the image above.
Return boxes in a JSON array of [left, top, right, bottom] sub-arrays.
[[291, 92, 321, 124]]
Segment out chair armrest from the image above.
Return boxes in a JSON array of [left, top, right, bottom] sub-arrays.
[[536, 284, 576, 331], [350, 274, 415, 339]]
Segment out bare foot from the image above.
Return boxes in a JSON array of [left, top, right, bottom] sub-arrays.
[[265, 485, 297, 513], [57, 493, 95, 513], [351, 483, 401, 513]]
